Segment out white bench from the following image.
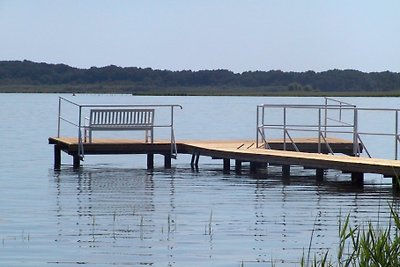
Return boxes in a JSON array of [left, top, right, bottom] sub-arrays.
[[85, 109, 155, 143]]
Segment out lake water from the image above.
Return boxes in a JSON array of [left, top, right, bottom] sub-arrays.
[[1, 94, 400, 266]]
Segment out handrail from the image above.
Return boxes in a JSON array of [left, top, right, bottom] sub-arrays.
[[256, 99, 400, 160], [284, 130, 300, 152], [258, 104, 355, 109], [59, 97, 183, 109], [356, 134, 371, 158], [57, 97, 183, 160], [256, 102, 357, 151], [59, 117, 80, 127], [324, 97, 355, 107], [59, 96, 81, 106]]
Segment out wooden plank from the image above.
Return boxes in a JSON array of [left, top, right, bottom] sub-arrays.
[[49, 137, 400, 178], [182, 141, 400, 177]]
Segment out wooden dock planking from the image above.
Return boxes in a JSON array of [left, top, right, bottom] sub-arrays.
[[49, 137, 173, 155], [265, 137, 357, 154], [49, 137, 355, 155], [49, 137, 400, 188], [49, 137, 174, 169], [183, 141, 400, 177]]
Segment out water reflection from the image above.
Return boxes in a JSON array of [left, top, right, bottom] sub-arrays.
[[52, 168, 159, 265], [50, 166, 400, 266]]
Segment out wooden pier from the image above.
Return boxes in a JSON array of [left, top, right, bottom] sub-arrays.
[[50, 97, 400, 191], [49, 136, 400, 189]]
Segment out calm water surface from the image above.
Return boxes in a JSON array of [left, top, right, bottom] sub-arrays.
[[1, 94, 399, 266]]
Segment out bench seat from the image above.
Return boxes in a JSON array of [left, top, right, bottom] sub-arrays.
[[85, 108, 154, 143]]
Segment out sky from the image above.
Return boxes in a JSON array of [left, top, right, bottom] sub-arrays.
[[0, 0, 399, 73]]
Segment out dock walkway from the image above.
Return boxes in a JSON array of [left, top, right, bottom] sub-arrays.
[[50, 97, 400, 190], [49, 137, 400, 189]]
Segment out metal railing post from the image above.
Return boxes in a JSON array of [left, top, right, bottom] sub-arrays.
[[57, 97, 62, 137], [353, 108, 358, 156], [283, 107, 287, 150], [262, 106, 266, 148], [171, 106, 174, 157], [256, 106, 259, 148], [324, 97, 328, 138], [396, 110, 399, 160], [318, 108, 321, 153], [78, 106, 83, 159], [262, 105, 265, 127]]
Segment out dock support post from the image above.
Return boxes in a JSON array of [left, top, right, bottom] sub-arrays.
[[147, 154, 154, 170], [316, 168, 324, 181], [250, 162, 258, 174], [235, 160, 242, 174], [191, 153, 200, 169], [351, 172, 364, 185], [223, 158, 230, 174], [190, 154, 195, 167], [392, 176, 400, 193], [54, 145, 61, 170], [73, 155, 80, 169], [282, 165, 290, 177], [164, 154, 171, 169]]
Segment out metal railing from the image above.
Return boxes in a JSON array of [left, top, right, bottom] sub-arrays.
[[57, 97, 183, 160], [256, 98, 400, 160], [324, 97, 356, 138]]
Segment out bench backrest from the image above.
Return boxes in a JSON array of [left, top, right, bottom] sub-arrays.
[[89, 109, 154, 127]]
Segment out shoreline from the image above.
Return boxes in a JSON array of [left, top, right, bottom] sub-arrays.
[[0, 87, 399, 97]]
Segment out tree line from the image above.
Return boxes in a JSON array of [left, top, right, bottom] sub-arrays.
[[1, 60, 399, 93]]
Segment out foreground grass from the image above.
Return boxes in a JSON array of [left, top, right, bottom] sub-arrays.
[[301, 205, 400, 267]]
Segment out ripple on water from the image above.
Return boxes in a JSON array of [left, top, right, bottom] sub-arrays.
[[39, 165, 400, 266]]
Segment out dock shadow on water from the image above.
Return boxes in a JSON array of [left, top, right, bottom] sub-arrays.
[[47, 165, 399, 267]]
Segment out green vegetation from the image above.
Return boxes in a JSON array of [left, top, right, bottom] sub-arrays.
[[301, 205, 400, 267], [1, 60, 400, 95]]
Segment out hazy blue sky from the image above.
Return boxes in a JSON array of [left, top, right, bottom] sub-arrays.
[[0, 0, 399, 73]]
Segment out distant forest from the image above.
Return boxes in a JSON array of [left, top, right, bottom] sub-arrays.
[[1, 60, 400, 95]]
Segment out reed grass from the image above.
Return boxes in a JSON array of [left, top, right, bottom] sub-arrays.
[[140, 215, 144, 240], [91, 215, 95, 238], [112, 211, 117, 240], [301, 204, 400, 267], [205, 210, 213, 236]]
